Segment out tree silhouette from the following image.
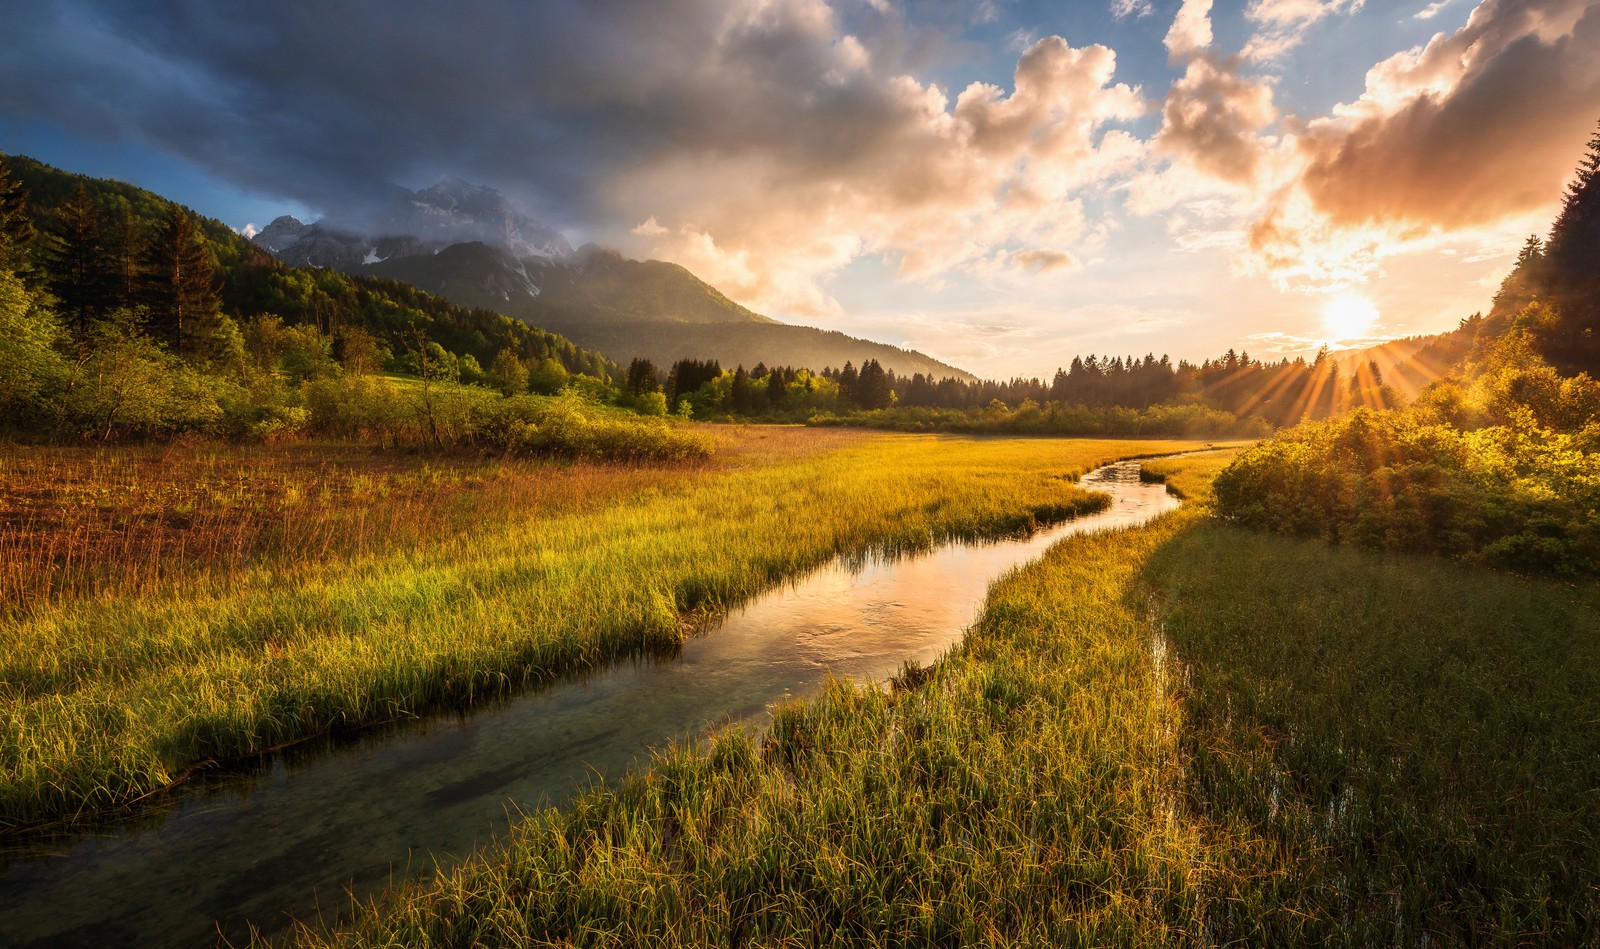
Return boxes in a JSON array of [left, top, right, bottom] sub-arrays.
[[143, 203, 220, 353], [46, 185, 116, 335]]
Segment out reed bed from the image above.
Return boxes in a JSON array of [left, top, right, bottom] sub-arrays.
[[0, 431, 1200, 830], [286, 449, 1600, 946]]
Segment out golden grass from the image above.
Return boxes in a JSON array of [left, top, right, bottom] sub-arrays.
[[0, 431, 1206, 831]]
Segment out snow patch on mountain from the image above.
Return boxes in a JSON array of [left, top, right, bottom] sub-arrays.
[[251, 180, 572, 270]]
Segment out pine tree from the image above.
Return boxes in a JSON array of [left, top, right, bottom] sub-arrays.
[[729, 365, 753, 413], [104, 199, 146, 309], [856, 359, 892, 410], [0, 155, 35, 280], [767, 367, 787, 408], [1545, 120, 1600, 293], [46, 185, 116, 335], [143, 204, 220, 353], [625, 357, 660, 396], [838, 361, 859, 408], [1538, 118, 1600, 373]]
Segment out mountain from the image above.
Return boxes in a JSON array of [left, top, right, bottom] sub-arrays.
[[256, 178, 572, 271], [255, 183, 976, 382]]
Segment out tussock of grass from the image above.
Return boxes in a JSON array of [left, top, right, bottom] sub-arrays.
[[0, 434, 1201, 831]]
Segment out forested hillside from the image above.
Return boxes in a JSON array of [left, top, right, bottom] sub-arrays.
[[3, 154, 617, 382], [0, 153, 720, 458]]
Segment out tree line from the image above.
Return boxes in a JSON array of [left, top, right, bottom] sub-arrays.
[[627, 346, 1397, 430]]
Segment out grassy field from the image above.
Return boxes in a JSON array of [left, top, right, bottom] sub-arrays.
[[284, 449, 1600, 947], [0, 430, 1211, 831]]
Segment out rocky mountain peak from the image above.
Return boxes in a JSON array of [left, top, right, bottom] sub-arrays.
[[252, 179, 572, 270]]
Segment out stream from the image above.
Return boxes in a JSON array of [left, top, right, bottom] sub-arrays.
[[0, 459, 1180, 948]]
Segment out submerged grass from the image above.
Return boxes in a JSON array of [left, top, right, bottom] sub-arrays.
[[287, 449, 1600, 947], [0, 431, 1203, 831]]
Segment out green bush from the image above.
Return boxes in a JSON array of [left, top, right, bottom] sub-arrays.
[[477, 392, 713, 462], [1214, 410, 1600, 575]]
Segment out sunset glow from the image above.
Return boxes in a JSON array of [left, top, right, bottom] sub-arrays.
[[1322, 295, 1380, 343], [2, 0, 1595, 375]]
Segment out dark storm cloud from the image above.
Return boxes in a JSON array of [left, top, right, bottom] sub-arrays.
[[1, 0, 1147, 316], [0, 0, 748, 223]]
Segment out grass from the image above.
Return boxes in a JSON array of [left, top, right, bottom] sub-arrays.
[[0, 431, 1208, 832], [281, 449, 1600, 947], [1144, 519, 1600, 942]]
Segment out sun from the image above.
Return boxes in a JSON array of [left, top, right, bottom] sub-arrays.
[[1322, 294, 1380, 342]]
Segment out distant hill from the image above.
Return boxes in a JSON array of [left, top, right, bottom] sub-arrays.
[[258, 188, 976, 382]]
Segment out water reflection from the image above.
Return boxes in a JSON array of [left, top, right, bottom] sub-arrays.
[[0, 460, 1180, 948]]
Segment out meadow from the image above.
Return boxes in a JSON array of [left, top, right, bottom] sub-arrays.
[[282, 450, 1600, 947], [0, 429, 1210, 831]]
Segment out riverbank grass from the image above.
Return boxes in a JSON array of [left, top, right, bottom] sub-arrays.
[[0, 432, 1213, 831], [289, 450, 1600, 946]]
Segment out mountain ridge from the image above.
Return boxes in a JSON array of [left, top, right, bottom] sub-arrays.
[[255, 182, 977, 382]]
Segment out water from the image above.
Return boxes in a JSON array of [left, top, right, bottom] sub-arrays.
[[0, 460, 1179, 948]]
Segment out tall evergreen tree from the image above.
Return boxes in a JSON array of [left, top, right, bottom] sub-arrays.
[[728, 365, 754, 413], [1545, 120, 1600, 294], [856, 359, 892, 410], [105, 199, 146, 309], [46, 185, 117, 334], [1538, 119, 1600, 373], [625, 357, 661, 396], [767, 367, 788, 407], [0, 155, 35, 280], [143, 204, 220, 353]]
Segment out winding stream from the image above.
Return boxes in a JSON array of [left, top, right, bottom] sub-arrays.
[[0, 460, 1179, 948]]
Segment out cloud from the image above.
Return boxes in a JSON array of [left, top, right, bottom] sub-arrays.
[[631, 217, 668, 237], [1165, 0, 1215, 61], [1153, 57, 1278, 185], [0, 0, 1149, 318], [1111, 0, 1153, 20], [1012, 248, 1081, 273], [1242, 0, 1364, 62], [1413, 0, 1459, 20], [613, 29, 1145, 315], [1157, 0, 1599, 294], [1297, 0, 1600, 231]]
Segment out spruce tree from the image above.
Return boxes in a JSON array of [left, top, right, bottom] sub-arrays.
[[1545, 120, 1600, 293], [625, 357, 660, 396], [767, 367, 787, 408], [46, 185, 116, 335], [857, 359, 892, 410], [143, 204, 220, 353], [729, 365, 753, 413], [1539, 119, 1600, 373], [0, 155, 35, 280]]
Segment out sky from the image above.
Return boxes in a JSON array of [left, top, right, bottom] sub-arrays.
[[2, 0, 1598, 378]]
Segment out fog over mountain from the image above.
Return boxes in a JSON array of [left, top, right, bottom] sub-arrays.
[[255, 178, 572, 271]]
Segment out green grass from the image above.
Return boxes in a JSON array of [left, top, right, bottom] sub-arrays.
[[282, 449, 1600, 947], [0, 433, 1204, 831], [1143, 521, 1600, 943]]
